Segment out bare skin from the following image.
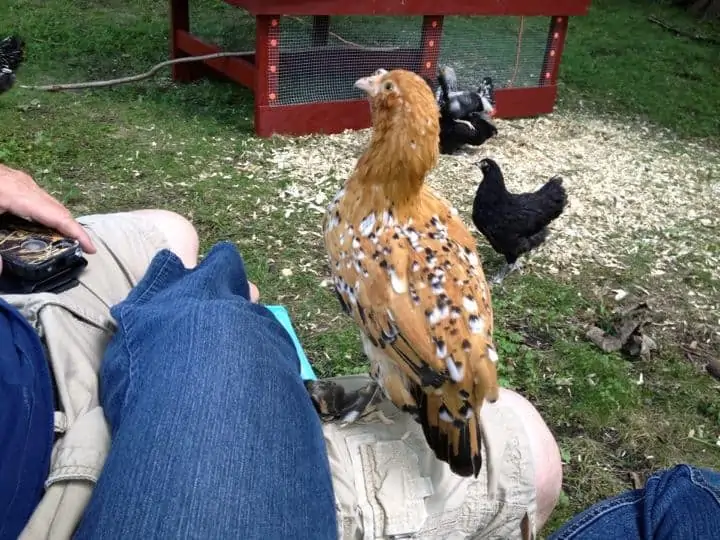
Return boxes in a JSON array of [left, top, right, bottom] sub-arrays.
[[0, 163, 95, 275]]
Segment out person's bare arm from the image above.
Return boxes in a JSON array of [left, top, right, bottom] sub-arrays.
[[0, 164, 96, 273]]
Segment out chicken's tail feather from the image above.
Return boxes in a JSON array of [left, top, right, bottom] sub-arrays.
[[533, 175, 568, 226], [412, 387, 483, 478], [537, 176, 567, 206], [0, 36, 24, 71], [437, 72, 451, 107], [525, 228, 549, 252]]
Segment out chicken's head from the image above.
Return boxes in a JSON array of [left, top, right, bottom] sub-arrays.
[[354, 68, 440, 189]]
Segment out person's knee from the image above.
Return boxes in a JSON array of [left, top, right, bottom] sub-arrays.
[[498, 389, 563, 530], [128, 209, 199, 268]]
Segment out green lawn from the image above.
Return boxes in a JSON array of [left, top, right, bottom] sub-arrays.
[[1, 0, 719, 536]]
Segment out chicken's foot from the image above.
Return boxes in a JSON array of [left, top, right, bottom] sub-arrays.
[[491, 260, 523, 286], [305, 378, 385, 426], [338, 380, 384, 426]]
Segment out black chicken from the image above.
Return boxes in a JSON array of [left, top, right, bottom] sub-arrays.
[[439, 112, 497, 155], [0, 36, 24, 94], [472, 158, 567, 285], [436, 65, 497, 155]]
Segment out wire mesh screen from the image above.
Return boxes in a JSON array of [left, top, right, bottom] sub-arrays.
[[271, 15, 551, 107], [439, 16, 550, 89], [275, 15, 423, 106], [184, 4, 553, 108], [188, 1, 257, 56]]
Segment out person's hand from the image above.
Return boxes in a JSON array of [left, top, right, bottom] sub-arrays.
[[249, 282, 259, 303], [0, 164, 97, 264]]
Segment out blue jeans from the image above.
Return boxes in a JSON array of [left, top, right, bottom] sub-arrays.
[[73, 242, 337, 539], [550, 464, 720, 539]]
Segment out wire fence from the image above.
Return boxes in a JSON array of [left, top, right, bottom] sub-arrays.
[[188, 6, 551, 107]]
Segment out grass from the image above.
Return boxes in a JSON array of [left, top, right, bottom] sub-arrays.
[[2, 0, 719, 536], [559, 0, 720, 141]]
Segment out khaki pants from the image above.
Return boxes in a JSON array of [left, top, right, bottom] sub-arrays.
[[5, 213, 536, 539], [324, 376, 537, 540]]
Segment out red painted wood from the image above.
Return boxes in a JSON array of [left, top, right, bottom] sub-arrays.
[[257, 99, 370, 136], [254, 15, 272, 114], [267, 17, 281, 105], [419, 16, 444, 81], [175, 30, 256, 87], [540, 15, 569, 86], [224, 0, 591, 16], [494, 85, 557, 117], [256, 85, 558, 136]]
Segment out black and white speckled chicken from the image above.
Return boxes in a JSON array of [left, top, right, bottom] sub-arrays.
[[436, 66, 497, 155], [437, 66, 495, 119], [0, 36, 24, 94], [472, 158, 567, 285]]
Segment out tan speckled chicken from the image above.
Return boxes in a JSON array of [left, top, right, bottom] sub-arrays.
[[321, 69, 500, 480]]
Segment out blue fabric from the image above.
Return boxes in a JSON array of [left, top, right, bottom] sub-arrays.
[[550, 464, 720, 539], [74, 241, 336, 539], [0, 298, 54, 539], [264, 305, 317, 381]]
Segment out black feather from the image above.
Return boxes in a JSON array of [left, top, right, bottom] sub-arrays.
[[437, 66, 484, 120], [436, 66, 497, 155], [472, 158, 567, 265], [440, 112, 497, 155], [334, 289, 351, 315], [409, 385, 482, 477]]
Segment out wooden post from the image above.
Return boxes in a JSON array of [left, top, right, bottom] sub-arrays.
[[254, 15, 281, 136], [540, 15, 569, 87], [311, 16, 330, 46], [169, 0, 203, 81], [419, 16, 444, 81]]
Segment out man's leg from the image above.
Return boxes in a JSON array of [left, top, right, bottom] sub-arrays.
[[320, 377, 562, 539], [497, 389, 563, 530], [126, 209, 199, 269], [73, 242, 337, 539], [548, 464, 720, 539], [17, 210, 200, 540]]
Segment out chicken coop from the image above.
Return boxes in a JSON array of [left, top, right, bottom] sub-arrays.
[[169, 0, 592, 137]]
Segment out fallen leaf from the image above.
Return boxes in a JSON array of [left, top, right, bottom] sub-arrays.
[[614, 289, 628, 301], [629, 472, 642, 489]]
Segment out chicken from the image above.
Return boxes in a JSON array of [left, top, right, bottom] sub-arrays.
[[0, 36, 24, 95], [439, 111, 498, 155], [322, 68, 501, 481], [436, 66, 497, 155], [472, 158, 568, 285], [437, 65, 495, 120]]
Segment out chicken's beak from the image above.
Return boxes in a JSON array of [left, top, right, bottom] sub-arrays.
[[354, 72, 383, 97]]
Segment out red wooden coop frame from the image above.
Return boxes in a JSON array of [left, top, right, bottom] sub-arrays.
[[169, 0, 592, 137]]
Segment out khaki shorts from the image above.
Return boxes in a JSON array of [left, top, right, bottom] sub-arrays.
[[323, 375, 537, 540], [5, 212, 171, 540], [5, 213, 536, 540]]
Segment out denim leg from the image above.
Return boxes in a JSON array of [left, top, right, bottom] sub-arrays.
[[549, 464, 720, 540], [74, 242, 337, 540]]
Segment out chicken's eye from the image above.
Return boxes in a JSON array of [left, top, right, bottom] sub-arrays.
[[384, 81, 394, 91]]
